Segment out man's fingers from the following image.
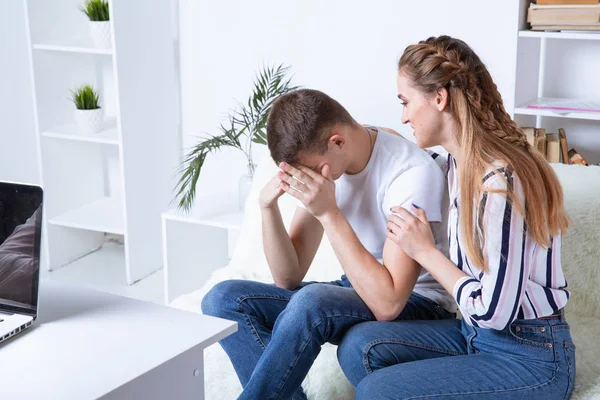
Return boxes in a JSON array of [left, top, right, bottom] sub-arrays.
[[296, 165, 323, 182], [280, 181, 305, 201], [278, 171, 308, 192], [280, 162, 313, 184]]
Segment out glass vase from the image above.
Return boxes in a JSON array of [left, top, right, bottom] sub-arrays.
[[238, 163, 255, 210]]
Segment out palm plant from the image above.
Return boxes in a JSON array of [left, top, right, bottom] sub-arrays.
[[81, 0, 109, 21], [71, 85, 100, 110], [174, 64, 298, 212]]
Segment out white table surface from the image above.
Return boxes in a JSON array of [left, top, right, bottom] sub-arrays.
[[0, 280, 237, 399]]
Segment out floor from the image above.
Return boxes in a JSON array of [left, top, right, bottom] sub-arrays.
[[40, 241, 165, 305]]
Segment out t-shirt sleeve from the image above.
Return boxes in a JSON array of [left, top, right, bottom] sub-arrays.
[[382, 164, 445, 222]]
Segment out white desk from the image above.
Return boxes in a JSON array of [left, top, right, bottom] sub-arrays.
[[0, 280, 237, 399]]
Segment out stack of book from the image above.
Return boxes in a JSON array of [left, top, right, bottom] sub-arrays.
[[528, 0, 600, 31], [521, 127, 590, 165]]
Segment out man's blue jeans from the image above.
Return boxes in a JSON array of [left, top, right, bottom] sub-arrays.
[[337, 316, 576, 399], [201, 276, 454, 400]]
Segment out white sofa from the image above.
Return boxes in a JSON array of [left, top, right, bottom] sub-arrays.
[[172, 157, 600, 400]]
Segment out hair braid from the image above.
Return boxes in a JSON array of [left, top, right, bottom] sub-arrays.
[[398, 35, 569, 271]]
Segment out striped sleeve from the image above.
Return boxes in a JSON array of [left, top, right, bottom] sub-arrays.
[[452, 170, 530, 330]]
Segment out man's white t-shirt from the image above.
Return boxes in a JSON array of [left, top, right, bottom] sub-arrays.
[[334, 128, 455, 313]]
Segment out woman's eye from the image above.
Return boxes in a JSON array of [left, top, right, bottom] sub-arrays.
[[401, 102, 407, 106]]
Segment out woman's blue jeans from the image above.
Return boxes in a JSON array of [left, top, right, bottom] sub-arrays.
[[337, 315, 576, 399], [201, 276, 454, 400]]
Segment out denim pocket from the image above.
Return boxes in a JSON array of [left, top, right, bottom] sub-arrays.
[[508, 323, 552, 348], [563, 341, 576, 398]]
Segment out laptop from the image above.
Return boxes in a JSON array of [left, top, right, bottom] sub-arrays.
[[0, 181, 43, 343]]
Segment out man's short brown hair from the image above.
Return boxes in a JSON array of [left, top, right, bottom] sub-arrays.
[[266, 89, 357, 164]]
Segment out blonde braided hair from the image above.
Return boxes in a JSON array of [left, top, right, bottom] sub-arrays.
[[399, 36, 569, 271]]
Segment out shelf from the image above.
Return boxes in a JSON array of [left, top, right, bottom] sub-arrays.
[[41, 118, 119, 145], [49, 197, 124, 235], [519, 30, 600, 40], [33, 37, 113, 55], [163, 208, 244, 230], [515, 107, 600, 121], [515, 98, 600, 121]]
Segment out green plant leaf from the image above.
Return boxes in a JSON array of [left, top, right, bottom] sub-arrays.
[[173, 63, 299, 210], [71, 84, 100, 110], [80, 0, 109, 21], [173, 133, 239, 211]]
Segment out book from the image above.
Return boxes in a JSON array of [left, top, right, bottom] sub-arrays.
[[535, 128, 547, 156], [568, 148, 590, 165], [521, 127, 537, 147], [531, 2, 600, 8], [528, 3, 600, 27], [559, 128, 570, 164], [529, 13, 600, 26], [532, 25, 600, 30], [546, 133, 561, 163]]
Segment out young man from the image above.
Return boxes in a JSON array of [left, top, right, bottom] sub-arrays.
[[201, 89, 455, 400]]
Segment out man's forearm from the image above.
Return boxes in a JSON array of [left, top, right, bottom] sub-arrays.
[[319, 210, 404, 320], [416, 247, 467, 296], [261, 205, 302, 289]]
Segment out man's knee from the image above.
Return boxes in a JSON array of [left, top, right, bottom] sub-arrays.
[[355, 373, 381, 400], [201, 279, 247, 317], [285, 284, 332, 315]]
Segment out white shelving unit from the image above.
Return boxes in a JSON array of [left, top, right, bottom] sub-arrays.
[[514, 2, 600, 163], [24, 0, 180, 284], [162, 208, 244, 304], [515, 29, 600, 126]]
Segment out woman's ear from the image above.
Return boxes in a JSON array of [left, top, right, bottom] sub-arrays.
[[435, 87, 449, 112]]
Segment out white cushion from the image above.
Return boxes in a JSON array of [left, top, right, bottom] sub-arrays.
[[170, 161, 600, 400], [552, 164, 600, 319]]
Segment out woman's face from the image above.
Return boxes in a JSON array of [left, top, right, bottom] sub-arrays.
[[397, 72, 445, 149]]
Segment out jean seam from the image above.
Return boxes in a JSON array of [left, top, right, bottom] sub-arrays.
[[552, 325, 570, 332], [564, 341, 576, 350], [236, 295, 291, 351], [271, 313, 372, 400], [403, 369, 557, 400], [243, 314, 267, 350], [361, 338, 465, 376], [564, 341, 575, 399], [508, 325, 554, 348], [237, 294, 291, 303]]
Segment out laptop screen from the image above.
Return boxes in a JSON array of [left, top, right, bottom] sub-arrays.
[[0, 182, 43, 316]]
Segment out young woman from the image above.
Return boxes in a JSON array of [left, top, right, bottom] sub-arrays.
[[337, 35, 576, 399]]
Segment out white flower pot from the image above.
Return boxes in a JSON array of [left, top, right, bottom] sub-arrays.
[[89, 21, 112, 49], [74, 108, 104, 135]]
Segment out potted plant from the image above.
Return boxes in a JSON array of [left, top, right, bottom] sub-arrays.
[[71, 85, 103, 135], [81, 0, 111, 49], [174, 64, 298, 212]]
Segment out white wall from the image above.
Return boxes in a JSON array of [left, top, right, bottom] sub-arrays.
[[179, 0, 522, 214], [0, 1, 40, 185]]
